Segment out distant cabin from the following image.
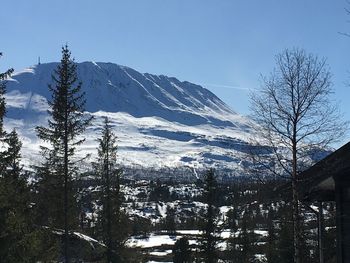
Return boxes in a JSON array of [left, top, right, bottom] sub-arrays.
[[298, 141, 350, 263]]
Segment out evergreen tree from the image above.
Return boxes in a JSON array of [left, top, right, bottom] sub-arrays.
[[3, 129, 22, 174], [0, 54, 28, 261], [34, 148, 67, 228], [238, 210, 255, 263], [226, 207, 238, 233], [164, 205, 176, 235], [200, 169, 219, 263], [0, 55, 56, 262], [0, 129, 26, 261], [226, 235, 240, 262], [96, 117, 129, 262], [0, 53, 13, 171], [0, 129, 53, 262], [298, 216, 313, 263], [0, 53, 13, 138], [36, 45, 92, 262], [265, 207, 279, 263], [276, 207, 294, 263], [226, 206, 240, 262], [173, 237, 191, 263]]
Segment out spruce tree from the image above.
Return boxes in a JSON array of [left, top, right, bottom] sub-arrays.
[[238, 209, 254, 263], [226, 207, 240, 262], [0, 55, 34, 262], [173, 237, 191, 263], [276, 204, 294, 263], [265, 207, 279, 263], [0, 129, 45, 262], [201, 169, 219, 263], [36, 45, 91, 262], [0, 53, 13, 172], [226, 207, 238, 233], [96, 117, 128, 262], [165, 205, 176, 235], [0, 54, 26, 261], [4, 129, 22, 174], [0, 53, 13, 136], [0, 52, 58, 262]]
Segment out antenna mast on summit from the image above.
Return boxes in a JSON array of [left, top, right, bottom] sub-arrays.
[[38, 56, 41, 65]]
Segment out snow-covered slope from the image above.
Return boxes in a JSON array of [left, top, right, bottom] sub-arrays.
[[4, 62, 256, 175]]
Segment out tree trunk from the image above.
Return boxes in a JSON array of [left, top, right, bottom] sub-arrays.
[[292, 179, 300, 263], [318, 201, 324, 263], [106, 134, 112, 263], [292, 135, 301, 263], [64, 110, 69, 263]]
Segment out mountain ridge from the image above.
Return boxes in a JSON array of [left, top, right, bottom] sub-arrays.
[[3, 61, 255, 173], [8, 61, 246, 128]]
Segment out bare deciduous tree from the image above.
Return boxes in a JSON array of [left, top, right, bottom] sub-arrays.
[[250, 48, 347, 263]]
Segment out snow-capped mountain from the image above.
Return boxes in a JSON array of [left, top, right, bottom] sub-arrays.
[[4, 62, 256, 177]]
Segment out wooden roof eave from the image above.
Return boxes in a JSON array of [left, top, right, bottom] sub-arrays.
[[298, 142, 350, 201]]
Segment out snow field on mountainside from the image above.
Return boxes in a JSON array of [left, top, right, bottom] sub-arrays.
[[4, 62, 260, 173]]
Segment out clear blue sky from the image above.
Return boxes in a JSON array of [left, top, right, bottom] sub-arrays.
[[1, 0, 349, 140]]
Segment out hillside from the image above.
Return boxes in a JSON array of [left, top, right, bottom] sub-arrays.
[[4, 62, 257, 175]]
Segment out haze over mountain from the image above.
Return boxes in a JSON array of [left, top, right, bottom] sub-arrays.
[[4, 62, 257, 177]]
